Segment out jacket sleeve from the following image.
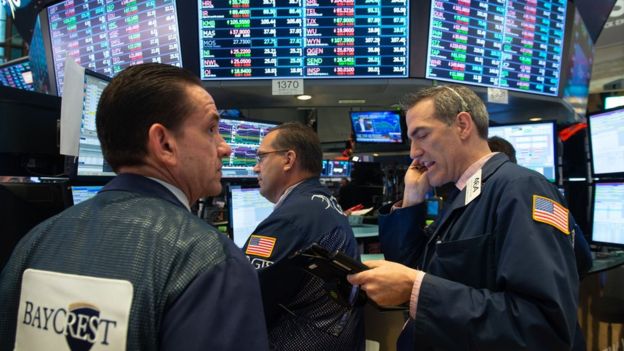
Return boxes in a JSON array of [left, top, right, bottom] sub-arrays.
[[412, 177, 579, 350], [159, 251, 269, 351], [377, 202, 428, 267]]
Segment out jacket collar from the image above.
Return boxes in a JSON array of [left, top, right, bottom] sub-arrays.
[[100, 173, 187, 210]]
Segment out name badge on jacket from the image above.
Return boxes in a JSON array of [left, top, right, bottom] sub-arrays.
[[464, 169, 482, 206]]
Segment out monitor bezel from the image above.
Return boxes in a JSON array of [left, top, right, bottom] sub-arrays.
[[349, 110, 405, 145], [590, 180, 624, 248], [488, 119, 559, 183], [587, 106, 624, 178]]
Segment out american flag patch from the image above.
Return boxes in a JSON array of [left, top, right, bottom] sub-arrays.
[[245, 235, 277, 258], [532, 195, 570, 235]]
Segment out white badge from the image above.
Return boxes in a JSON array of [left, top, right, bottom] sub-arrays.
[[15, 269, 133, 351], [464, 168, 482, 206]]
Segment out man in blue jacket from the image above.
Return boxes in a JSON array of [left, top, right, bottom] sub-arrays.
[[348, 85, 581, 350], [243, 122, 364, 350], [0, 63, 269, 351]]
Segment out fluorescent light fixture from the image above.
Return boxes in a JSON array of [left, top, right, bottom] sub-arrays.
[[297, 95, 312, 100]]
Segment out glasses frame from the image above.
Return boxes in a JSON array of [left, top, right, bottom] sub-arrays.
[[255, 149, 290, 164]]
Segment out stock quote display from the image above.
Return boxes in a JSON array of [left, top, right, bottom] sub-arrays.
[[47, 0, 183, 93], [219, 119, 277, 178], [0, 60, 34, 91], [426, 0, 566, 96], [198, 0, 409, 79]]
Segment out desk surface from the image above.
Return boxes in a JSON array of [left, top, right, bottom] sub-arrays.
[[588, 251, 624, 274], [352, 224, 378, 238]]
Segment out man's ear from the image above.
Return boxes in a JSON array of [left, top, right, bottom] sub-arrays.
[[147, 123, 177, 166], [283, 150, 296, 172], [455, 111, 474, 140]]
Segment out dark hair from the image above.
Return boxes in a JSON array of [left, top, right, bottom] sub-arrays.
[[96, 63, 203, 171], [488, 136, 517, 163], [268, 122, 323, 176], [400, 85, 489, 139]]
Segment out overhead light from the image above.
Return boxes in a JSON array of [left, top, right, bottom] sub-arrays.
[[338, 99, 366, 104], [297, 95, 312, 100], [529, 117, 542, 121]]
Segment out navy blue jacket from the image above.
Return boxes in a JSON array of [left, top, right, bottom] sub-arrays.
[[379, 154, 580, 350], [243, 178, 364, 351]]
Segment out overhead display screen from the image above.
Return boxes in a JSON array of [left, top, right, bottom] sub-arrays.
[[46, 0, 183, 93], [426, 0, 567, 96], [198, 0, 409, 79]]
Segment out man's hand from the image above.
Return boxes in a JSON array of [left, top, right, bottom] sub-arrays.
[[402, 160, 431, 207], [347, 260, 421, 306]]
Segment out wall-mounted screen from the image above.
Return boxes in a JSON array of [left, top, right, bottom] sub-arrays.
[[350, 110, 403, 143], [228, 185, 274, 248], [220, 118, 278, 178], [71, 185, 103, 205], [591, 182, 624, 247], [322, 160, 351, 178], [489, 121, 557, 182], [426, 0, 567, 96], [76, 71, 114, 178], [605, 96, 624, 110], [198, 0, 409, 79], [562, 8, 594, 118], [44, 0, 183, 94], [588, 107, 624, 177], [0, 57, 34, 91]]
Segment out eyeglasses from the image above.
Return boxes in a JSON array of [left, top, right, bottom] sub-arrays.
[[255, 149, 289, 164]]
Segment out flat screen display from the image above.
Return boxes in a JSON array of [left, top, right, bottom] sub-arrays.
[[71, 185, 103, 205], [322, 160, 351, 177], [426, 0, 567, 96], [198, 0, 409, 79], [605, 96, 624, 110], [588, 107, 624, 176], [228, 186, 274, 248], [220, 118, 278, 178], [0, 57, 34, 91], [76, 71, 114, 178], [45, 0, 183, 94], [489, 121, 557, 182], [562, 9, 593, 118], [591, 182, 624, 247], [350, 110, 403, 143]]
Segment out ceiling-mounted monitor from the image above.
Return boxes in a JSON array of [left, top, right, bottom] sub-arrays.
[[489, 121, 557, 182], [198, 0, 409, 79], [588, 107, 624, 177], [350, 110, 404, 144], [426, 0, 567, 96], [41, 0, 183, 94]]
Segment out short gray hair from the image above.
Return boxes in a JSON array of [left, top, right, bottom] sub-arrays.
[[400, 85, 489, 139]]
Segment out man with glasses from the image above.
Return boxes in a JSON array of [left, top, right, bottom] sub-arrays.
[[348, 85, 581, 350], [243, 122, 364, 350]]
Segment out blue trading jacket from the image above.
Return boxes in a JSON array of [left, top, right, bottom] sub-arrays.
[[243, 177, 365, 351], [379, 153, 581, 350]]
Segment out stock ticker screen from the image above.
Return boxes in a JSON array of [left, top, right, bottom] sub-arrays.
[[220, 119, 277, 178], [198, 0, 409, 79], [426, 0, 567, 96], [46, 0, 183, 93], [0, 59, 34, 91]]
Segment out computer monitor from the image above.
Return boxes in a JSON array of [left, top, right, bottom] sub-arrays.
[[322, 160, 352, 178], [350, 111, 404, 144], [425, 0, 567, 96], [0, 182, 71, 269], [489, 121, 557, 182], [41, 0, 183, 94], [588, 107, 624, 177], [198, 1, 409, 79], [220, 118, 279, 178], [0, 57, 34, 91], [70, 185, 103, 205], [75, 70, 114, 178], [604, 96, 624, 110], [591, 181, 624, 248], [228, 185, 274, 248]]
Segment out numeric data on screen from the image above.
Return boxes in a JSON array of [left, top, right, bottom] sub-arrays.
[[426, 0, 566, 96], [198, 0, 409, 79], [47, 0, 183, 93]]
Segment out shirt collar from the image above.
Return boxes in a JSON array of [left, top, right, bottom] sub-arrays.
[[455, 152, 498, 191], [147, 177, 191, 211], [274, 180, 305, 209]]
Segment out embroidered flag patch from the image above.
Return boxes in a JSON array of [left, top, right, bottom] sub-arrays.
[[532, 195, 570, 235], [246, 235, 277, 258]]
